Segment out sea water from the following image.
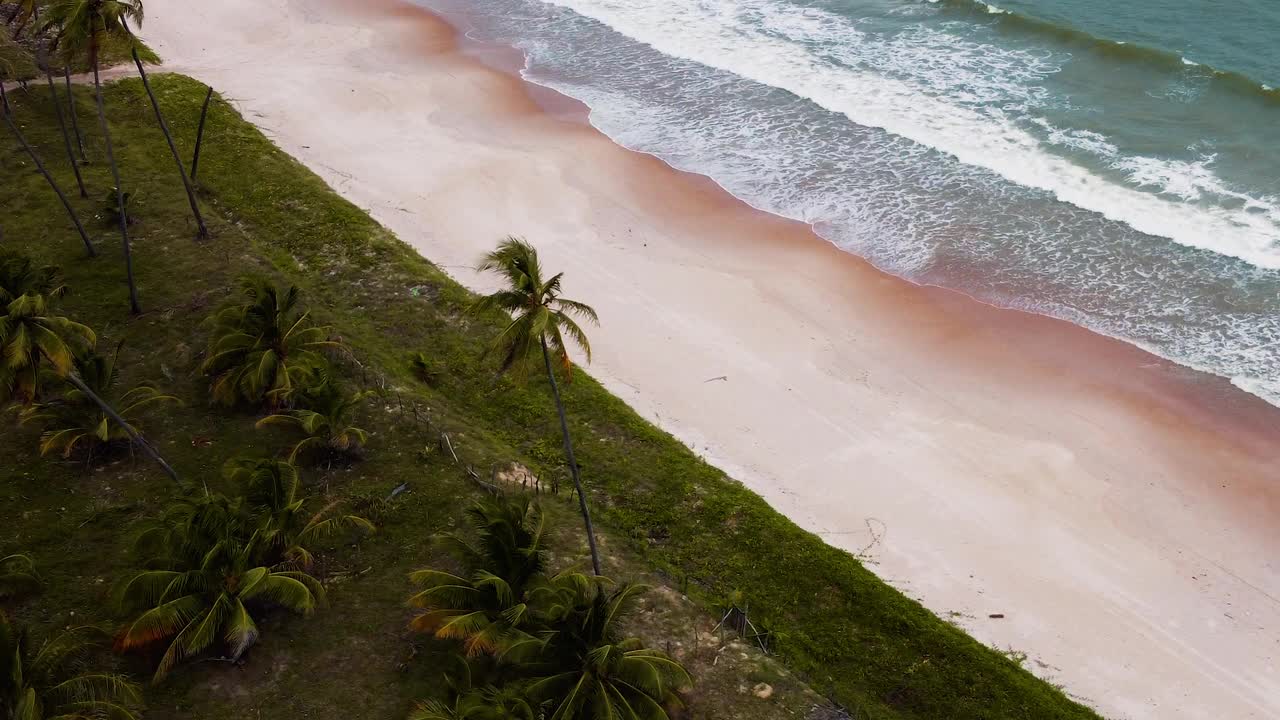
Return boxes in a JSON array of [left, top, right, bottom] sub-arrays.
[[429, 0, 1280, 407]]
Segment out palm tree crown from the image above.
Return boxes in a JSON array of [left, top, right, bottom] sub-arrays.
[[0, 251, 95, 404], [43, 0, 143, 64], [117, 492, 325, 682], [408, 497, 551, 657], [526, 583, 689, 720], [474, 237, 598, 378], [201, 277, 340, 409], [0, 611, 142, 720]]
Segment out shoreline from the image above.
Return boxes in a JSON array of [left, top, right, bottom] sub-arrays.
[[134, 0, 1280, 717]]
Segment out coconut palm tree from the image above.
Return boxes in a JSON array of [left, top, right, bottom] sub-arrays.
[[255, 383, 373, 465], [117, 492, 324, 682], [0, 70, 94, 256], [408, 497, 552, 657], [43, 0, 144, 312], [7, 0, 39, 38], [0, 554, 40, 599], [37, 49, 87, 198], [201, 277, 340, 409], [19, 343, 178, 462], [524, 583, 689, 720], [0, 250, 95, 405], [409, 682, 542, 720], [474, 237, 602, 575], [119, 16, 208, 239], [0, 611, 142, 720], [0, 250, 180, 481], [223, 457, 374, 569]]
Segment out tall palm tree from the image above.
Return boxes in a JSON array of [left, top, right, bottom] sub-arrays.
[[0, 250, 180, 482], [0, 612, 142, 720], [201, 277, 340, 409], [117, 492, 324, 682], [119, 15, 208, 239], [474, 237, 602, 575], [7, 0, 38, 38], [408, 497, 552, 657], [37, 49, 87, 198], [43, 0, 144, 313], [0, 72, 95, 256], [525, 583, 689, 720]]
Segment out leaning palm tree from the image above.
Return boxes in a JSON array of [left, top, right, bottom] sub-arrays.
[[0, 611, 142, 720], [115, 11, 208, 239], [43, 0, 145, 312], [474, 237, 602, 575], [0, 66, 94, 256], [37, 49, 87, 198], [19, 344, 178, 463], [408, 497, 552, 657], [525, 583, 689, 720], [201, 277, 340, 409], [117, 492, 324, 682]]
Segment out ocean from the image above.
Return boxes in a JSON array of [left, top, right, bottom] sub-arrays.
[[428, 0, 1280, 407]]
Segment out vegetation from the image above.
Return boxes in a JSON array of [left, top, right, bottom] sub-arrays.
[[0, 612, 142, 720], [200, 277, 340, 410], [19, 343, 177, 461], [0, 554, 40, 599], [0, 65, 1102, 720], [475, 238, 603, 576], [116, 485, 334, 682], [255, 378, 372, 465], [408, 496, 689, 720]]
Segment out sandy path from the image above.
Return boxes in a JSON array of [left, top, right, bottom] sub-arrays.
[[130, 0, 1279, 717]]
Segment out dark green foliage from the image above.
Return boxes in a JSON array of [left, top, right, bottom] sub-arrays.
[[0, 554, 41, 600], [116, 459, 369, 682], [0, 611, 142, 719], [408, 496, 690, 720], [0, 249, 95, 405], [200, 277, 341, 410], [254, 375, 372, 464], [19, 344, 177, 460]]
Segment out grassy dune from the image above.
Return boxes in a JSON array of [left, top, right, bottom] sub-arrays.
[[0, 71, 1101, 719]]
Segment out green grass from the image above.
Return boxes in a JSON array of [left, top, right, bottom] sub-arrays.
[[0, 73, 1103, 719]]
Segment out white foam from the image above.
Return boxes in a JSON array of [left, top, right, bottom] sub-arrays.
[[535, 0, 1280, 268]]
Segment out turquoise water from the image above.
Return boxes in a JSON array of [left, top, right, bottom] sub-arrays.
[[430, 0, 1280, 405]]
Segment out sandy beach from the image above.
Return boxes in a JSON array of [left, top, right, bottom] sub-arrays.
[[129, 0, 1279, 717]]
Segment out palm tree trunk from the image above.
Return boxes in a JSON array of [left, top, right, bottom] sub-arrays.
[[190, 85, 213, 183], [131, 48, 208, 239], [64, 67, 88, 164], [44, 69, 87, 198], [91, 46, 141, 314], [541, 338, 602, 576], [0, 83, 96, 256], [63, 371, 181, 485]]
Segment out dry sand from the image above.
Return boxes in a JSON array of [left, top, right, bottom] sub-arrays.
[[131, 0, 1279, 716]]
